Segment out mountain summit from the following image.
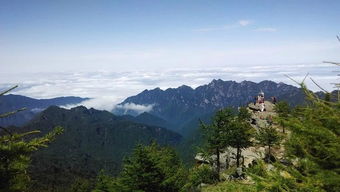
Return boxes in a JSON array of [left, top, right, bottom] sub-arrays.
[[117, 79, 303, 133]]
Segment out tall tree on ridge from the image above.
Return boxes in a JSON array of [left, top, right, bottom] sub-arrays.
[[200, 108, 234, 180], [274, 101, 290, 133], [256, 125, 282, 162], [225, 108, 254, 167]]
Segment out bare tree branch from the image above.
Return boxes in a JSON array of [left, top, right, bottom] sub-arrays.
[[284, 74, 301, 85], [0, 108, 27, 118], [302, 73, 309, 84], [323, 61, 340, 66], [0, 85, 18, 96], [310, 77, 329, 93]]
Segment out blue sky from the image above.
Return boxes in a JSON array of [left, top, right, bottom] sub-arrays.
[[0, 0, 339, 108]]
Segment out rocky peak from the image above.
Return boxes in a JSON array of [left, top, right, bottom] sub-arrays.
[[118, 79, 304, 131]]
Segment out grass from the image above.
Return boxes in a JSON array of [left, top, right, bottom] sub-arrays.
[[201, 181, 257, 192]]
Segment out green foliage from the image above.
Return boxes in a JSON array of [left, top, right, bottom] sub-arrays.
[[255, 125, 282, 162], [68, 177, 94, 192], [93, 142, 188, 192], [225, 109, 254, 167], [252, 85, 340, 192], [200, 108, 234, 177], [274, 101, 290, 116], [274, 101, 290, 133], [284, 86, 340, 191], [324, 92, 331, 102], [21, 105, 182, 191], [201, 108, 234, 153], [246, 160, 268, 178], [200, 107, 254, 175], [237, 107, 252, 121], [0, 125, 63, 192], [92, 170, 120, 192], [182, 164, 219, 191], [201, 180, 256, 192], [0, 86, 63, 192], [251, 162, 315, 192]]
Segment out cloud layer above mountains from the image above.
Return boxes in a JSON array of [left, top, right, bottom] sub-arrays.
[[0, 63, 338, 112]]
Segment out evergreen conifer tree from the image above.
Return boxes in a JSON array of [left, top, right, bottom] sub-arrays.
[[252, 85, 340, 192], [256, 125, 282, 162], [0, 86, 63, 192], [274, 101, 290, 133], [200, 108, 234, 180], [106, 142, 187, 192], [225, 109, 254, 167], [201, 107, 253, 173]]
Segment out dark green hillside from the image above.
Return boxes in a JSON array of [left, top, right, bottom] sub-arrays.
[[15, 106, 181, 191], [121, 112, 175, 130], [135, 112, 172, 127], [0, 94, 88, 126]]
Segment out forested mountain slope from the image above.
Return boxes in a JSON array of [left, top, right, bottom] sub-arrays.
[[13, 106, 181, 191], [0, 94, 88, 126]]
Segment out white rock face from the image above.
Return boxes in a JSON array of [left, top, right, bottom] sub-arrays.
[[195, 146, 265, 169]]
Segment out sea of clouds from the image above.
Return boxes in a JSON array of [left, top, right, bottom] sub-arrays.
[[0, 64, 338, 113]]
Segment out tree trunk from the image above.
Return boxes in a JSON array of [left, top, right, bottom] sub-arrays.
[[268, 145, 271, 163], [216, 147, 220, 181], [283, 125, 285, 134], [236, 146, 240, 167]]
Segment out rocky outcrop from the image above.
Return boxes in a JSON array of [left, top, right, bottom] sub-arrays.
[[195, 100, 284, 169]]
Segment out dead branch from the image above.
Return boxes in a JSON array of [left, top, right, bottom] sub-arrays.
[[310, 77, 329, 93]]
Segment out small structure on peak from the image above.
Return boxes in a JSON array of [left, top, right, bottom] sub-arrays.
[[258, 91, 265, 112]]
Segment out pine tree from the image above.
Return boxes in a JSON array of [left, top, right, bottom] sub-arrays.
[[0, 86, 63, 192], [109, 142, 187, 192], [273, 101, 290, 133], [256, 125, 282, 162], [225, 108, 254, 167], [92, 170, 119, 192], [201, 107, 254, 172], [200, 108, 234, 180], [237, 107, 252, 121]]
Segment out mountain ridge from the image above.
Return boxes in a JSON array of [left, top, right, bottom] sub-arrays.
[[0, 94, 89, 126], [117, 79, 304, 133], [14, 105, 182, 190]]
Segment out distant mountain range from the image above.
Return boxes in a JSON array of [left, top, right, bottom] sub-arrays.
[[1, 80, 311, 139], [0, 94, 88, 126], [14, 105, 181, 191], [117, 79, 305, 134], [1, 79, 332, 190]]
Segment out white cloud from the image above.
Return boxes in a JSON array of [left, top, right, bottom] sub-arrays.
[[238, 20, 251, 26], [114, 103, 155, 115], [254, 27, 277, 32], [60, 97, 155, 114], [61, 96, 118, 112], [193, 19, 251, 32], [1, 40, 338, 108], [1, 61, 337, 103]]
